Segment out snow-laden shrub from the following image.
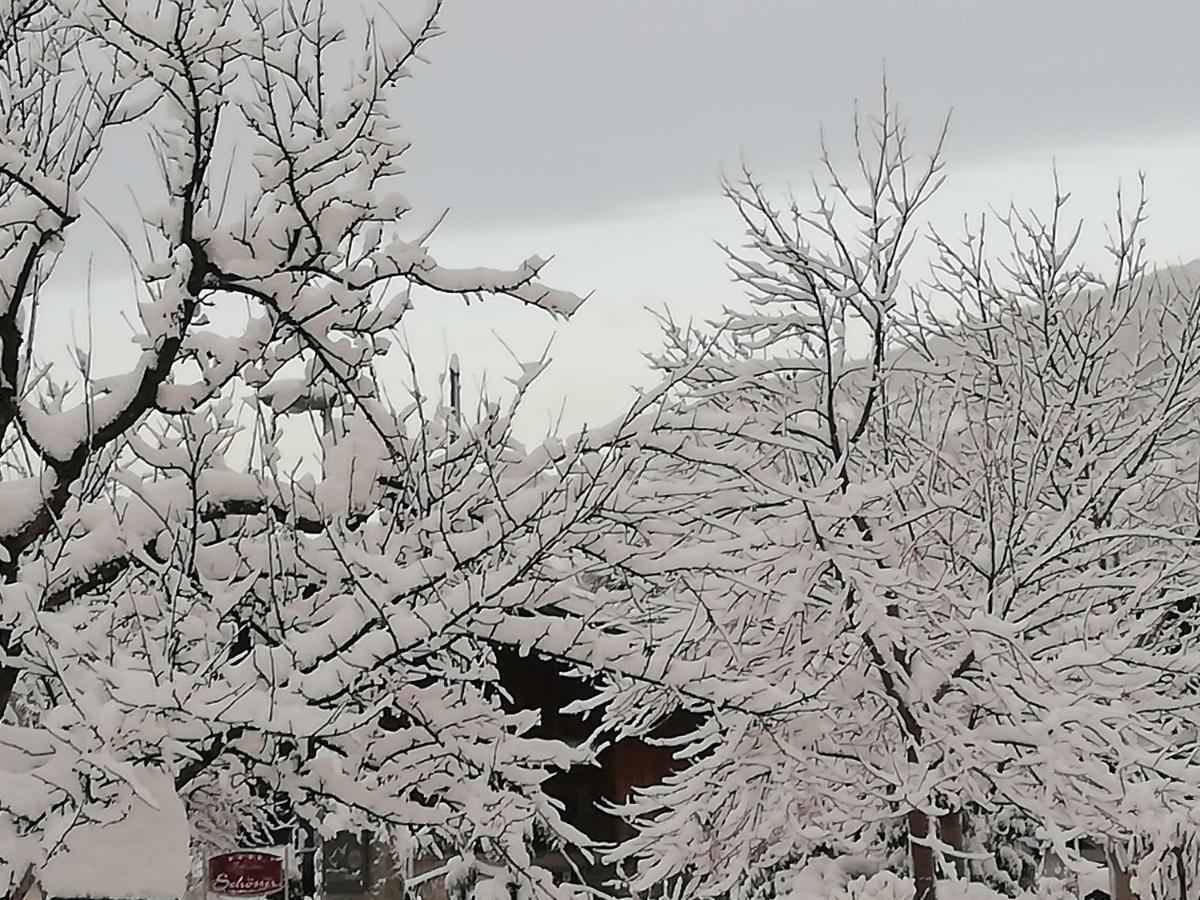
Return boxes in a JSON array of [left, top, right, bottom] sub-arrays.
[[769, 859, 1079, 900]]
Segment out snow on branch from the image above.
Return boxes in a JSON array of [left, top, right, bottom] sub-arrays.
[[0, 3, 599, 898]]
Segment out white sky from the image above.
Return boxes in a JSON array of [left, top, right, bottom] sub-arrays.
[[34, 1, 1200, 443], [389, 0, 1200, 437], [404, 137, 1200, 439]]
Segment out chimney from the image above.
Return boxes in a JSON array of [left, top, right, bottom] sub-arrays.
[[448, 354, 461, 427]]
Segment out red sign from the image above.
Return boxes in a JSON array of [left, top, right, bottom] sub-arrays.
[[208, 851, 285, 897]]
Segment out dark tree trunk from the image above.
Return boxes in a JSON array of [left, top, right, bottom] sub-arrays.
[[1106, 848, 1140, 900], [909, 809, 938, 900], [938, 810, 967, 878], [6, 865, 36, 900]]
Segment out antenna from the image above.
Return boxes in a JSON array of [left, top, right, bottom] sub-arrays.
[[448, 354, 461, 427]]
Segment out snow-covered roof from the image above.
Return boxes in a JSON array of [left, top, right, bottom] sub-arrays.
[[38, 770, 190, 900]]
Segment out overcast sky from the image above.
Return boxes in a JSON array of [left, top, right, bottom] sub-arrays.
[[41, 1, 1200, 442], [395, 0, 1199, 228], [381, 0, 1200, 436]]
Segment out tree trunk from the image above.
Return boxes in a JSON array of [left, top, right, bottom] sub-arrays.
[[909, 809, 938, 900], [0, 623, 19, 720], [1106, 849, 1140, 900], [938, 810, 967, 879], [7, 865, 37, 900]]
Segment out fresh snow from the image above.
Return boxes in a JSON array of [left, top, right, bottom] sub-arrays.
[[38, 771, 190, 900]]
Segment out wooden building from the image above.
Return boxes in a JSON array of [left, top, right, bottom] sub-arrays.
[[495, 646, 697, 850], [316, 647, 695, 900]]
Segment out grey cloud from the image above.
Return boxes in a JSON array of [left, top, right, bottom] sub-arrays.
[[391, 0, 1200, 228]]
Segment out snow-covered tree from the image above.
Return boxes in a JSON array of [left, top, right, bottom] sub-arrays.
[[902, 184, 1200, 899], [0, 2, 636, 897], [553, 95, 958, 900], [573, 99, 1200, 900]]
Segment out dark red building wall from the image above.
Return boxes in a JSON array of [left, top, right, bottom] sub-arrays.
[[493, 647, 698, 844]]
